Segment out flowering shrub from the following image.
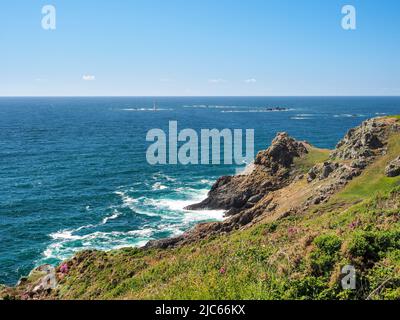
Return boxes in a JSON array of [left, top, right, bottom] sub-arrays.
[[60, 263, 69, 274]]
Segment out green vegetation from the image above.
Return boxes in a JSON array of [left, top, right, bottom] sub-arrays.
[[308, 235, 342, 277], [294, 147, 330, 173], [335, 134, 400, 200], [387, 115, 400, 120], [44, 183, 399, 300]]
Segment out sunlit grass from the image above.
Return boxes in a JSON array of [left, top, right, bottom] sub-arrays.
[[294, 147, 330, 173], [335, 133, 400, 201]]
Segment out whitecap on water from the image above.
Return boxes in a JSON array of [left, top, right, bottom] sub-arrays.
[[152, 172, 176, 182], [40, 183, 225, 265], [291, 117, 309, 120], [333, 114, 367, 118], [101, 210, 122, 224], [114, 190, 141, 207], [200, 179, 214, 185], [120, 108, 173, 112], [148, 188, 225, 223], [183, 209, 225, 224], [152, 182, 168, 190], [42, 228, 156, 262], [221, 108, 294, 113]]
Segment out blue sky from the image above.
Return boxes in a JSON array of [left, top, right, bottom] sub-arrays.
[[1, 0, 400, 96]]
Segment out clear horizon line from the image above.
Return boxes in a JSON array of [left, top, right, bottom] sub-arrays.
[[1, 95, 400, 98]]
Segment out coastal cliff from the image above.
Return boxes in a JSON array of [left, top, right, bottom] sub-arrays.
[[2, 116, 400, 300]]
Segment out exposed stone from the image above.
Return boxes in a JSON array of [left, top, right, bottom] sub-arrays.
[[16, 277, 28, 286], [351, 158, 368, 169], [307, 167, 318, 182], [331, 118, 391, 161], [247, 194, 264, 204], [319, 162, 338, 180], [31, 265, 57, 294], [185, 132, 308, 213], [254, 132, 308, 170], [145, 116, 400, 250], [307, 162, 339, 182], [385, 156, 400, 177]]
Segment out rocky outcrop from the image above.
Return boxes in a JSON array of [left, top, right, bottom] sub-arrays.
[[146, 133, 310, 250], [304, 117, 400, 205], [330, 118, 393, 161], [146, 195, 276, 250], [254, 132, 308, 170], [185, 132, 308, 214], [147, 133, 308, 249], [0, 262, 73, 300], [301, 117, 400, 206], [147, 117, 400, 250], [0, 265, 58, 300], [305, 163, 362, 205], [386, 156, 400, 177], [307, 162, 339, 182]]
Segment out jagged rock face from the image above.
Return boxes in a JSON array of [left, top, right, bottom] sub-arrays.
[[255, 132, 308, 172], [386, 157, 400, 177], [305, 118, 400, 206], [307, 162, 339, 182], [306, 163, 362, 205], [185, 132, 307, 213], [147, 117, 400, 250], [331, 118, 389, 161]]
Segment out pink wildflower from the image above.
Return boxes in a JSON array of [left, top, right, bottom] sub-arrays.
[[60, 263, 69, 274], [349, 220, 360, 230], [288, 227, 298, 236]]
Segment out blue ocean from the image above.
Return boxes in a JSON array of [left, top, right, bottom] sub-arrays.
[[1, 96, 400, 285]]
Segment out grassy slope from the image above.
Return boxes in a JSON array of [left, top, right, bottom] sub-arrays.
[[335, 135, 400, 201], [51, 133, 400, 300], [293, 146, 330, 173]]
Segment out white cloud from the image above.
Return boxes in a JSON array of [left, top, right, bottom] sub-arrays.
[[245, 78, 257, 83], [82, 74, 96, 81], [209, 79, 227, 84]]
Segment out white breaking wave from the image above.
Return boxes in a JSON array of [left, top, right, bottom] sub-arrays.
[[115, 191, 141, 207], [221, 108, 294, 113], [152, 172, 176, 182], [40, 182, 225, 264], [183, 209, 225, 223], [333, 114, 366, 118], [291, 117, 309, 120], [102, 210, 122, 224], [183, 105, 246, 109], [148, 188, 225, 223], [152, 182, 168, 190], [296, 114, 314, 117], [200, 179, 214, 185], [120, 108, 173, 112], [50, 229, 82, 241], [43, 228, 156, 261]]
